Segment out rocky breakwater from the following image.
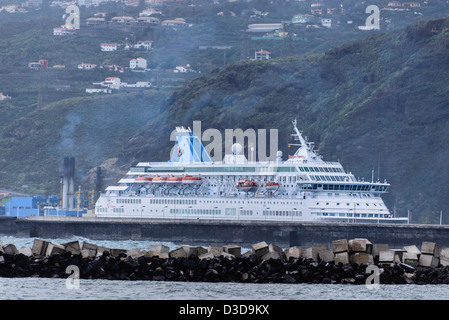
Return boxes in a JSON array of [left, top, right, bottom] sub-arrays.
[[1, 238, 449, 284]]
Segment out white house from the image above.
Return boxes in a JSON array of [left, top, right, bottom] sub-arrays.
[[0, 93, 11, 101], [101, 43, 119, 51], [78, 63, 97, 70], [320, 18, 332, 28], [86, 88, 111, 94], [125, 81, 151, 88], [137, 17, 160, 25], [53, 25, 76, 36], [111, 16, 136, 25], [134, 40, 153, 50], [255, 49, 271, 60], [102, 77, 122, 89], [130, 57, 147, 69], [139, 8, 161, 16]]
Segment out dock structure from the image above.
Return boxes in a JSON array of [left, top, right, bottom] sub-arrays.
[[2, 216, 449, 248]]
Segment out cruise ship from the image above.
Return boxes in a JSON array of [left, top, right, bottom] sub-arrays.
[[95, 120, 408, 223]]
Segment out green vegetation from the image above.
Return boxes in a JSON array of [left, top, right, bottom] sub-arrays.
[[116, 17, 449, 223], [1, 1, 449, 223]]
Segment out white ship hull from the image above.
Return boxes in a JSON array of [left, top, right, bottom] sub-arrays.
[[95, 121, 409, 224]]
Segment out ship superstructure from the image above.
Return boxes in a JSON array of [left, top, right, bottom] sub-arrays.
[[95, 120, 408, 223]]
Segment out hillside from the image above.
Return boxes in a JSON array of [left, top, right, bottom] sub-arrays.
[[0, 89, 170, 194], [110, 17, 449, 223]]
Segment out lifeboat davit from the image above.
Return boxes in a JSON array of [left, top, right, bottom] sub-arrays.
[[167, 176, 183, 183], [182, 175, 202, 184], [265, 182, 279, 191], [135, 176, 153, 182], [152, 176, 167, 183], [235, 179, 258, 192]]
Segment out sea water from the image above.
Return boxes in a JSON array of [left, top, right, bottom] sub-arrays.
[[1, 236, 449, 300]]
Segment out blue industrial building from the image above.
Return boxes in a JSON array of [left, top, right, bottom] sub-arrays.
[[5, 197, 39, 217], [2, 195, 86, 218]]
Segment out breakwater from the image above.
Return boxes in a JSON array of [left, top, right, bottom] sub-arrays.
[[1, 238, 449, 284], [2, 216, 449, 248]]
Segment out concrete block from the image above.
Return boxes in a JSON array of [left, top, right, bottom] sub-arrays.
[[402, 252, 419, 267], [208, 245, 224, 256], [421, 241, 441, 257], [126, 248, 145, 258], [149, 244, 170, 253], [32, 239, 50, 257], [223, 245, 241, 257], [199, 252, 214, 260], [440, 247, 449, 259], [46, 243, 66, 256], [269, 243, 283, 253], [262, 251, 284, 261], [335, 252, 349, 265], [379, 250, 395, 263], [390, 249, 406, 262], [197, 247, 208, 256], [312, 244, 328, 262], [62, 241, 81, 255], [81, 248, 97, 258], [242, 250, 255, 258], [419, 253, 439, 268], [332, 239, 348, 253], [318, 249, 334, 263], [350, 252, 372, 265], [349, 238, 367, 252], [301, 247, 314, 260], [81, 242, 98, 256], [19, 246, 33, 257], [4, 244, 18, 256], [110, 248, 127, 257], [147, 251, 169, 259], [284, 246, 304, 260], [3, 244, 18, 256], [221, 252, 235, 259], [182, 245, 198, 258], [403, 245, 421, 256], [169, 247, 187, 258], [440, 256, 449, 267], [372, 244, 388, 258], [251, 241, 269, 258], [268, 243, 286, 260], [96, 246, 110, 256]]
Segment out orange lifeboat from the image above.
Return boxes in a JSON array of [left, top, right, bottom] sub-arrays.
[[152, 176, 167, 183], [182, 175, 202, 184], [235, 179, 258, 192], [135, 176, 153, 182], [265, 182, 279, 191], [167, 176, 183, 183]]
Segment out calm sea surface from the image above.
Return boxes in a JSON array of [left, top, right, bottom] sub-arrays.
[[1, 236, 449, 300]]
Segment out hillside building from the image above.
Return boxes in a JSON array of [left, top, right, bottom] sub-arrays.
[[130, 57, 147, 69], [101, 43, 120, 51], [255, 49, 271, 60]]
